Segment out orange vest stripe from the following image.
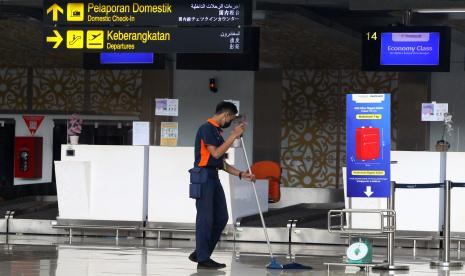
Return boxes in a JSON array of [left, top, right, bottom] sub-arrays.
[[198, 139, 211, 167]]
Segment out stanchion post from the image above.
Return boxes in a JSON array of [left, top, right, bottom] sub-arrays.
[[387, 180, 395, 265], [445, 180, 451, 263], [375, 181, 409, 270], [431, 180, 463, 268]]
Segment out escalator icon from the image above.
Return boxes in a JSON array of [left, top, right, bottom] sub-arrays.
[[69, 34, 81, 45], [66, 30, 83, 49]]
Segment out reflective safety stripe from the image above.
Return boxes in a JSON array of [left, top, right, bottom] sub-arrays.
[[207, 118, 220, 127], [198, 139, 211, 167]]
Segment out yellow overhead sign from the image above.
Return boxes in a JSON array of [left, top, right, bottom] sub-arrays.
[[86, 30, 105, 49], [44, 27, 243, 53], [87, 3, 173, 14], [46, 2, 174, 23], [45, 30, 63, 48], [66, 30, 84, 49], [67, 3, 85, 22], [46, 3, 63, 22], [44, 0, 246, 26]]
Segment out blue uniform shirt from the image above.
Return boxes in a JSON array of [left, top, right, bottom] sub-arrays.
[[194, 119, 225, 168]]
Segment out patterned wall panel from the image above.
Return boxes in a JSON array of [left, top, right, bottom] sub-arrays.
[[89, 70, 142, 115], [281, 70, 399, 188], [32, 69, 85, 112], [281, 70, 340, 188], [0, 19, 82, 68], [256, 13, 360, 70], [0, 68, 28, 111]]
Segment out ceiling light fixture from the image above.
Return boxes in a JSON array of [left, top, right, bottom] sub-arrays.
[[414, 8, 465, 13]]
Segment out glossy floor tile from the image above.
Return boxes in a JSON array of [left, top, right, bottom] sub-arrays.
[[0, 235, 464, 275]]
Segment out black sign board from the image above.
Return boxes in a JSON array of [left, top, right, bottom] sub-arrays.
[[176, 26, 259, 70], [43, 0, 251, 27], [44, 27, 243, 53]]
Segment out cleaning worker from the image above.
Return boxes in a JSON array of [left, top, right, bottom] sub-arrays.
[[189, 101, 255, 270]]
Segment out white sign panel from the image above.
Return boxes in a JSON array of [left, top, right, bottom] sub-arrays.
[[155, 98, 179, 116], [422, 102, 448, 121], [132, 121, 150, 146], [160, 122, 178, 147]]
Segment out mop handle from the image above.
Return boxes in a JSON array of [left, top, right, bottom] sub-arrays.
[[240, 137, 274, 259]]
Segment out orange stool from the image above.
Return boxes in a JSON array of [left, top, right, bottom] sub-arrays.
[[250, 161, 281, 203]]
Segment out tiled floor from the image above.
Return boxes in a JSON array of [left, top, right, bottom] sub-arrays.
[[0, 235, 464, 275]]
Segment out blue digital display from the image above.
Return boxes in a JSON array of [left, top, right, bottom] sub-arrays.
[[100, 52, 154, 64], [380, 32, 440, 66]]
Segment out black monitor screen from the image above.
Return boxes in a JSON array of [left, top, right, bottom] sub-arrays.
[[362, 26, 450, 72]]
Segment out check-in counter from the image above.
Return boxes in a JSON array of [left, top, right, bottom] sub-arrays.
[[446, 152, 465, 234], [55, 145, 149, 223], [391, 151, 444, 232], [55, 144, 268, 227], [147, 146, 269, 227]]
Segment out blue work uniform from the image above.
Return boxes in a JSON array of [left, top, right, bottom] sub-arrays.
[[193, 118, 228, 262]]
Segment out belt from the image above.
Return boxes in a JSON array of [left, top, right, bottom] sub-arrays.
[[203, 167, 219, 171]]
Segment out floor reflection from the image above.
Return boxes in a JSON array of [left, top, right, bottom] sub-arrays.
[[0, 236, 464, 276]]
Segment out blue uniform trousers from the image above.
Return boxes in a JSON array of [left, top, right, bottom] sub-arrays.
[[195, 169, 229, 262]]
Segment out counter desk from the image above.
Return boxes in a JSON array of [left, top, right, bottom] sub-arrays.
[[55, 145, 268, 228]]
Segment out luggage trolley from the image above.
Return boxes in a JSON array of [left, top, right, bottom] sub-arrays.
[[326, 181, 410, 272], [325, 209, 393, 271]]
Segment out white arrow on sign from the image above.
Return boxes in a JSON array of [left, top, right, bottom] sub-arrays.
[[364, 186, 374, 197]]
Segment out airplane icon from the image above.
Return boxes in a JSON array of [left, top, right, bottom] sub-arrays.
[[86, 30, 104, 49], [90, 33, 102, 41]]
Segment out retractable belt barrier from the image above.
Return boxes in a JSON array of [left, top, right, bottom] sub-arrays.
[[393, 180, 463, 268], [451, 182, 465, 188], [395, 182, 465, 189], [329, 180, 465, 270], [395, 183, 443, 189]]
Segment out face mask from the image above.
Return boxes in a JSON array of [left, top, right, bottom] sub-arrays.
[[222, 120, 232, 129]]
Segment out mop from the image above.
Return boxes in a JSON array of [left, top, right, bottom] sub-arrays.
[[240, 136, 312, 270]]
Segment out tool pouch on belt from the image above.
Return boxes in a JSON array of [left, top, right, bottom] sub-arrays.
[[189, 167, 207, 199]]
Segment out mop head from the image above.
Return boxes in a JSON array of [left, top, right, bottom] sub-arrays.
[[266, 258, 283, 269], [282, 262, 313, 269], [266, 258, 312, 270]]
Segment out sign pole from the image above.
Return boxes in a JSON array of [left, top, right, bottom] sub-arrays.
[[375, 181, 409, 271]]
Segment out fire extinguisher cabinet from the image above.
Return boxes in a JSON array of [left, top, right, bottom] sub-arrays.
[[14, 136, 43, 179]]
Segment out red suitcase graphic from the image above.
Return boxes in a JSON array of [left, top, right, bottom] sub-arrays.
[[355, 127, 380, 160]]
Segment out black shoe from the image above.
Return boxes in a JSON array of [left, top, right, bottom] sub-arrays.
[[210, 259, 226, 268], [188, 251, 198, 263], [197, 259, 226, 270]]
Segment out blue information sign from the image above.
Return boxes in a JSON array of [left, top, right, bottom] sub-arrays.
[[346, 94, 391, 198], [380, 32, 440, 66]]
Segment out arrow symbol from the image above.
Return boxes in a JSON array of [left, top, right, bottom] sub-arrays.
[[46, 3, 64, 22], [46, 30, 63, 49], [364, 186, 374, 197]]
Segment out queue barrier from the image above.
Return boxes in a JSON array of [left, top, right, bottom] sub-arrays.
[[396, 181, 465, 267]]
